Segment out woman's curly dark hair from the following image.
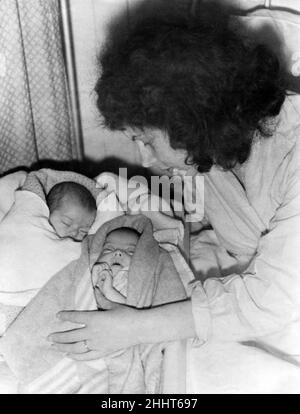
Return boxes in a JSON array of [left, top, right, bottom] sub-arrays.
[[95, 3, 287, 172]]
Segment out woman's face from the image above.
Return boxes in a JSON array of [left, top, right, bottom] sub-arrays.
[[123, 127, 190, 173]]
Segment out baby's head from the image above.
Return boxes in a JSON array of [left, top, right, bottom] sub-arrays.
[[92, 227, 140, 307], [96, 227, 140, 275], [47, 182, 97, 241]]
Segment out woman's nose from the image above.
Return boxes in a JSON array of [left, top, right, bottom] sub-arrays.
[[136, 140, 157, 168]]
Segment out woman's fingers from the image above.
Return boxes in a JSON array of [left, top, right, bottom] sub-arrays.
[[67, 350, 105, 361], [49, 311, 101, 344], [57, 310, 90, 324], [49, 306, 136, 358], [51, 341, 88, 354], [49, 327, 87, 344]]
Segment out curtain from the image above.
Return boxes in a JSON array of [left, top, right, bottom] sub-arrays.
[[0, 0, 79, 174]]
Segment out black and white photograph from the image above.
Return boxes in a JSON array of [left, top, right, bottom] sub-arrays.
[[0, 0, 300, 396]]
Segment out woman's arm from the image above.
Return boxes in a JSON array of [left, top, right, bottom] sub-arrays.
[[49, 300, 196, 360], [135, 300, 196, 344], [191, 155, 300, 345]]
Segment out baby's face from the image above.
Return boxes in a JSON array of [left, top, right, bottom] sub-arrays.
[[49, 198, 96, 241], [92, 228, 139, 288], [96, 229, 139, 274]]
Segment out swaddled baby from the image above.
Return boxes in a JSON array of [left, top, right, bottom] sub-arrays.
[[92, 227, 140, 306]]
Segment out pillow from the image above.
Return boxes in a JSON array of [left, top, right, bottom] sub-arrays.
[[0, 171, 27, 223], [238, 9, 300, 77]]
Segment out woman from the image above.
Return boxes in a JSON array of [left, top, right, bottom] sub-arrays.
[[50, 3, 300, 392]]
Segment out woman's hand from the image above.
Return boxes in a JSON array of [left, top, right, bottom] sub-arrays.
[[48, 306, 138, 361], [49, 301, 195, 361]]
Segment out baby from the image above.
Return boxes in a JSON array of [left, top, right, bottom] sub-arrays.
[[91, 227, 140, 306], [47, 182, 97, 242]]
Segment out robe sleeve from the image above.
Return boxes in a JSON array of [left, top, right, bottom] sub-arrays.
[[191, 157, 300, 344]]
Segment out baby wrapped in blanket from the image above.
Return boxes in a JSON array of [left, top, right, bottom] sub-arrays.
[[0, 215, 188, 393], [92, 227, 140, 307]]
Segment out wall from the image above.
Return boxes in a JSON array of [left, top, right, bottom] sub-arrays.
[[69, 0, 141, 165]]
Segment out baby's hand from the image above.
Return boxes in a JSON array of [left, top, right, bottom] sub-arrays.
[[93, 263, 126, 304], [93, 263, 112, 291], [96, 262, 110, 274], [100, 270, 114, 298], [102, 273, 126, 304]]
